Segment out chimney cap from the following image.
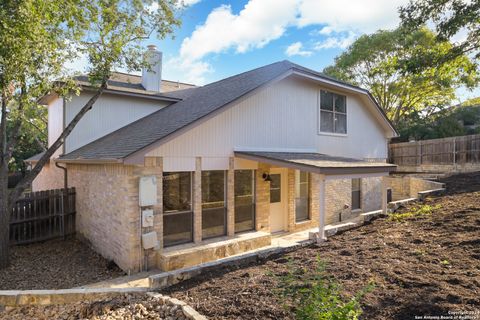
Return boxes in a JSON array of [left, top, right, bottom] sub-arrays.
[[147, 44, 158, 51]]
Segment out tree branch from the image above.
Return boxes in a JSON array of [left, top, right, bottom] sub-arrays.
[[8, 81, 108, 207]]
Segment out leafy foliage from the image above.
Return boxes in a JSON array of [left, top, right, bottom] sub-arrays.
[[323, 27, 478, 127], [396, 101, 480, 141], [0, 0, 182, 267], [7, 108, 47, 173], [400, 0, 480, 63], [389, 204, 441, 222], [275, 258, 374, 320]]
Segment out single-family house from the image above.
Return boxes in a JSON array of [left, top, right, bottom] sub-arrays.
[[28, 45, 398, 273]]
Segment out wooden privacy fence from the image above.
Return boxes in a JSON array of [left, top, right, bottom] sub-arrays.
[[10, 188, 76, 245], [389, 134, 480, 167]]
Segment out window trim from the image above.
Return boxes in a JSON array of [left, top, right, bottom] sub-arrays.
[[318, 89, 348, 136]]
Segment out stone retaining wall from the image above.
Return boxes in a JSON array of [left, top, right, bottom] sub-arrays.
[[385, 176, 445, 201]]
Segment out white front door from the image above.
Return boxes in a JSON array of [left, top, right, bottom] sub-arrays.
[[269, 168, 288, 233]]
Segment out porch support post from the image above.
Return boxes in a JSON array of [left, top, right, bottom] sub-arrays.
[[381, 176, 388, 215], [227, 157, 235, 237], [194, 157, 202, 243], [317, 174, 327, 243]]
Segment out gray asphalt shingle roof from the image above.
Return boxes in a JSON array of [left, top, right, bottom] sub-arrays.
[[60, 60, 395, 162], [75, 72, 196, 98], [25, 151, 46, 163]]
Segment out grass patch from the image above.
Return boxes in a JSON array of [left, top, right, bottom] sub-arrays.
[[389, 204, 441, 222], [273, 257, 374, 320]]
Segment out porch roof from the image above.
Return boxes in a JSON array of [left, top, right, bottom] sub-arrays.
[[234, 151, 396, 175]]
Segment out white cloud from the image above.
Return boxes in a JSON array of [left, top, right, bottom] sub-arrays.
[[180, 0, 201, 6], [165, 57, 212, 85], [297, 0, 409, 33], [314, 32, 357, 50], [174, 0, 410, 83], [180, 0, 298, 62], [285, 42, 313, 57], [175, 0, 298, 83], [318, 26, 334, 35]]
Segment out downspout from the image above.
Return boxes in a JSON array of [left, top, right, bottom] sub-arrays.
[[55, 161, 68, 239], [55, 161, 68, 191]]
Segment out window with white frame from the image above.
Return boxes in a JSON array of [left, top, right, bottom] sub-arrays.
[[319, 90, 347, 134], [351, 178, 361, 210]]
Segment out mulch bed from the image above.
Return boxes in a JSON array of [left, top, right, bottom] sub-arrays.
[[0, 238, 124, 290], [162, 172, 480, 319]]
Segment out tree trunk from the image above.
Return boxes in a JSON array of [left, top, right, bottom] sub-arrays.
[[0, 164, 9, 268], [9, 81, 107, 205], [0, 80, 107, 269]]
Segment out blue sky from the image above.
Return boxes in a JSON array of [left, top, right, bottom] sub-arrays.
[[145, 0, 479, 102]]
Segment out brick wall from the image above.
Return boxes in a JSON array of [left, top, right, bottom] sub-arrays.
[[386, 176, 445, 200], [255, 163, 271, 232], [324, 179, 351, 224], [32, 162, 65, 191], [68, 163, 141, 273], [323, 177, 383, 225], [286, 170, 319, 232]]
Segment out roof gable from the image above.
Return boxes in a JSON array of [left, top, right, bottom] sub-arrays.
[[59, 60, 397, 163]]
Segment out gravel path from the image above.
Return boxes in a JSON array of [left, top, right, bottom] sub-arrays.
[[0, 238, 125, 290], [0, 294, 193, 320]]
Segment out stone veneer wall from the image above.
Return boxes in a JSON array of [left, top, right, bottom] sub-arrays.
[[32, 162, 65, 191], [68, 163, 142, 273]]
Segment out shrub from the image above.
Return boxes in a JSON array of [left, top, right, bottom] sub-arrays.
[[389, 204, 441, 222], [274, 257, 374, 320]]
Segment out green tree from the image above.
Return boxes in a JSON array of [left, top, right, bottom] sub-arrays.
[[7, 108, 47, 173], [323, 27, 478, 127], [400, 0, 480, 62], [0, 0, 180, 268]]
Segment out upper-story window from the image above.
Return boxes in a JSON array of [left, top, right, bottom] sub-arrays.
[[319, 90, 347, 134]]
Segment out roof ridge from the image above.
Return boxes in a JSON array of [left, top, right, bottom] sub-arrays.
[[200, 60, 290, 88]]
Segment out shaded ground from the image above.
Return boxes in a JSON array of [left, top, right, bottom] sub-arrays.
[[162, 172, 480, 319], [0, 238, 124, 290]]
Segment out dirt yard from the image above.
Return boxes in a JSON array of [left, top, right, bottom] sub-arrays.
[[162, 172, 480, 319], [0, 238, 124, 290]]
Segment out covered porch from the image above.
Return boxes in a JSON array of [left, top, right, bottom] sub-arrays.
[[155, 151, 395, 271], [234, 151, 396, 243]]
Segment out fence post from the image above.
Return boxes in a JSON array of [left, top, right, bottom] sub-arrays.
[[453, 137, 456, 167], [419, 141, 423, 166]]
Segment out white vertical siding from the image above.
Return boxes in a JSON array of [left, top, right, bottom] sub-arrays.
[[65, 92, 170, 153], [146, 76, 388, 170], [48, 97, 64, 157]]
